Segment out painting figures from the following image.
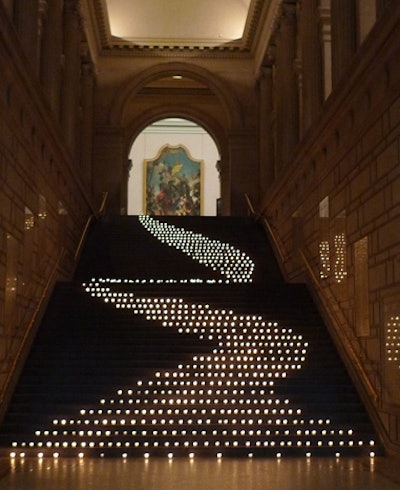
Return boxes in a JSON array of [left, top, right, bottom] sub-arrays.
[[145, 145, 202, 216]]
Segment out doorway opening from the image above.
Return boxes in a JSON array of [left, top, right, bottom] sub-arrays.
[[127, 118, 221, 216]]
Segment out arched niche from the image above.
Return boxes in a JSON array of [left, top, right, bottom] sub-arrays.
[[120, 106, 231, 216], [127, 118, 221, 216]]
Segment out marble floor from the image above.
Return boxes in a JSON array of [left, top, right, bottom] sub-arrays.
[[0, 457, 400, 490]]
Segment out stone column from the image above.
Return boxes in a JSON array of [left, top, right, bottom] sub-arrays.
[[258, 63, 275, 195], [214, 159, 228, 216], [121, 159, 133, 215], [80, 57, 95, 189], [331, 0, 357, 87], [40, 0, 64, 118], [275, 1, 299, 171], [299, 0, 323, 132], [228, 129, 258, 216], [61, 0, 82, 156], [93, 128, 125, 214], [218, 156, 231, 216], [318, 0, 332, 100]]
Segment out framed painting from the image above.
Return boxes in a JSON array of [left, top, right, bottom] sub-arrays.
[[144, 144, 203, 216]]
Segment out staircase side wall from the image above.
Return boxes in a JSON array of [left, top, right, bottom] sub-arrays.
[[0, 3, 97, 418], [259, 4, 400, 454]]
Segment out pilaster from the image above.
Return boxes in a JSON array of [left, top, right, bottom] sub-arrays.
[[275, 1, 299, 171], [318, 0, 332, 99], [93, 127, 125, 214], [40, 0, 63, 118], [228, 128, 258, 215], [299, 0, 323, 132], [258, 63, 275, 194], [331, 0, 357, 87], [61, 0, 83, 156], [80, 57, 96, 190]]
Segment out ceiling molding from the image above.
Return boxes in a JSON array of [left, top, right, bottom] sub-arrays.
[[252, 0, 283, 74], [92, 0, 113, 48]]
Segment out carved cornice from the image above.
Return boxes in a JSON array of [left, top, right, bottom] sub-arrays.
[[99, 45, 253, 59], [241, 0, 265, 50], [252, 0, 283, 74], [92, 0, 112, 49]]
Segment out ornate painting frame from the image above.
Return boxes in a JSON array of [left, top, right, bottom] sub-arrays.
[[144, 144, 203, 216]]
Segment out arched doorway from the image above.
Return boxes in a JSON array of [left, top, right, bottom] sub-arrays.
[[127, 118, 221, 216]]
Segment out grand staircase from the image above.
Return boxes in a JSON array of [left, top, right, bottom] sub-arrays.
[[0, 215, 380, 459]]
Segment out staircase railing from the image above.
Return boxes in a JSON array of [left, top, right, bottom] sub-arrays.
[[245, 193, 287, 267], [0, 247, 66, 421], [74, 191, 108, 262], [301, 248, 393, 450], [299, 249, 379, 403], [245, 194, 383, 433], [244, 193, 256, 216], [244, 193, 380, 405], [0, 192, 108, 421]]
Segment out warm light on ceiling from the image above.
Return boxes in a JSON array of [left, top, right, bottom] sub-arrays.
[[106, 0, 251, 47]]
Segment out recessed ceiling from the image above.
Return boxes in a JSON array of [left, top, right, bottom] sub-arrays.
[[106, 0, 251, 47], [92, 0, 271, 54], [105, 0, 251, 47]]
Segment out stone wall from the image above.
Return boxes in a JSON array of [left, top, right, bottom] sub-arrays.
[[259, 2, 400, 453], [0, 2, 97, 416]]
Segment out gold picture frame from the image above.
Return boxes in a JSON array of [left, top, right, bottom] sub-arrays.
[[144, 144, 203, 216]]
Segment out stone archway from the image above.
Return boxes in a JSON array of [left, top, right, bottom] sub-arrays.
[[110, 63, 243, 216], [94, 62, 256, 216], [109, 62, 244, 130], [120, 101, 232, 216]]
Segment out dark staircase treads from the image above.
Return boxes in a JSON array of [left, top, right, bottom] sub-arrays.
[[75, 216, 281, 284], [0, 215, 381, 458]]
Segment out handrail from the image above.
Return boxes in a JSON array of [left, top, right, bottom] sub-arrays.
[[244, 193, 287, 267], [300, 249, 379, 404], [260, 215, 286, 266], [247, 191, 383, 438], [0, 247, 66, 417], [244, 193, 256, 217], [97, 191, 108, 216], [74, 191, 108, 262], [74, 216, 94, 262]]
